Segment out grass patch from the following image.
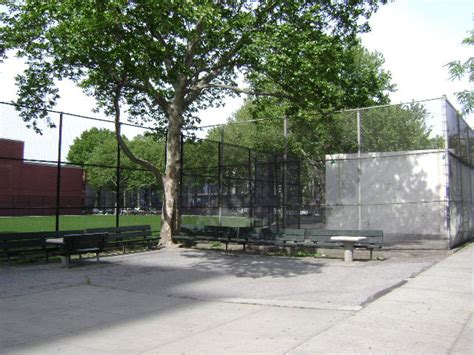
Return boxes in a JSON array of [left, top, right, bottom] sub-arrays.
[[0, 214, 252, 234]]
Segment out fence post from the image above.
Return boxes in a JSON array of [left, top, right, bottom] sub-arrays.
[[297, 158, 301, 229], [248, 148, 253, 226], [283, 116, 288, 228], [179, 133, 184, 226], [115, 124, 121, 228], [218, 129, 224, 225], [55, 112, 64, 232], [357, 109, 362, 230]]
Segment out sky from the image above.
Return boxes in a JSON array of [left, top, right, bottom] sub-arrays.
[[0, 0, 472, 158]]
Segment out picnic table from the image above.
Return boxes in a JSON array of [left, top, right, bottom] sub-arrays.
[[330, 236, 367, 262]]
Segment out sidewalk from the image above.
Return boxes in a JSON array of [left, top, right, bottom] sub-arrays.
[[289, 243, 473, 354], [0, 244, 472, 354]]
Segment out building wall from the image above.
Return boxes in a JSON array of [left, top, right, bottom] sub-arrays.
[[325, 150, 451, 249], [0, 139, 84, 216]]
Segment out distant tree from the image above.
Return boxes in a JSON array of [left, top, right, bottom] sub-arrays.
[[85, 136, 122, 192], [446, 30, 474, 115], [126, 135, 166, 192], [67, 128, 115, 166], [352, 103, 444, 152]]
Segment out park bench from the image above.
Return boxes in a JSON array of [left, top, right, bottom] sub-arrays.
[[174, 225, 383, 260], [0, 224, 156, 263], [47, 232, 108, 267], [305, 229, 383, 259], [86, 225, 157, 253], [274, 228, 306, 245], [174, 225, 254, 250], [0, 230, 83, 263]]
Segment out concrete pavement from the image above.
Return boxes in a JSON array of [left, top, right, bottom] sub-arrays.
[[0, 244, 472, 354]]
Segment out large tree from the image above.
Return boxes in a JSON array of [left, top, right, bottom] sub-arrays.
[[1, 0, 387, 245]]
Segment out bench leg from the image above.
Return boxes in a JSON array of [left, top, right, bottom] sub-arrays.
[[122, 243, 126, 254], [369, 249, 373, 260], [96, 253, 100, 263]]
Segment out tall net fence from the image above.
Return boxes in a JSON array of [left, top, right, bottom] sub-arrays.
[[1, 96, 472, 247], [180, 135, 300, 229], [0, 102, 165, 234], [0, 101, 299, 234], [319, 97, 472, 248]]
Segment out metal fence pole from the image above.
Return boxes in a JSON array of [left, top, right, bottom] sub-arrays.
[[179, 134, 184, 226], [297, 159, 301, 229], [357, 109, 362, 230], [441, 96, 452, 246], [248, 148, 253, 225], [55, 112, 64, 232], [218, 129, 224, 225], [115, 125, 121, 228], [283, 116, 288, 228]]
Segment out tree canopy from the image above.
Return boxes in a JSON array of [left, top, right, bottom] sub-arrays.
[[67, 128, 165, 193], [446, 30, 473, 115], [1, 0, 388, 243]]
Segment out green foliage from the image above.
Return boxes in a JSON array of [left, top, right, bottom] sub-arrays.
[[446, 30, 474, 115], [67, 128, 116, 166], [2, 1, 387, 131], [356, 103, 444, 152], [2, 0, 389, 238], [67, 128, 165, 191]]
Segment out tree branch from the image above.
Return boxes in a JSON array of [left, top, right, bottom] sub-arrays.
[[188, 83, 293, 103], [184, 20, 203, 70], [112, 84, 163, 181]]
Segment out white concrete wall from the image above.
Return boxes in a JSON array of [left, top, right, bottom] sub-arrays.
[[325, 150, 449, 247]]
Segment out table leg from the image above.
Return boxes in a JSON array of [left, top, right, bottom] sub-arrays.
[[342, 241, 354, 262], [60, 256, 70, 267]]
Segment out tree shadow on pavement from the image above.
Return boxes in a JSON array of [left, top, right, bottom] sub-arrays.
[[179, 248, 324, 279]]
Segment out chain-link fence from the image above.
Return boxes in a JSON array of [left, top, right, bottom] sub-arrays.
[[180, 135, 301, 229], [1, 96, 472, 248], [0, 101, 300, 234], [0, 102, 165, 233], [322, 97, 472, 248]]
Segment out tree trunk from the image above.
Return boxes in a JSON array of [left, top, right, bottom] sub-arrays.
[[160, 106, 182, 245]]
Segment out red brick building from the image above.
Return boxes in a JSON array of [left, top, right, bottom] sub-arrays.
[[0, 139, 84, 216]]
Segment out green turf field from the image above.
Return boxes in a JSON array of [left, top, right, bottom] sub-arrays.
[[0, 214, 252, 233]]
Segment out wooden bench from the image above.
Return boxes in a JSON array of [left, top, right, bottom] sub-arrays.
[[86, 225, 157, 253], [0, 224, 156, 263], [306, 229, 383, 259], [174, 226, 383, 260], [174, 225, 254, 250], [0, 230, 83, 263], [48, 232, 108, 267], [274, 228, 306, 245]]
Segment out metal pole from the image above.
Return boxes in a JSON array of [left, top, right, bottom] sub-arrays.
[[442, 96, 451, 246], [357, 109, 362, 230], [297, 159, 301, 229], [218, 129, 224, 225], [179, 134, 184, 227], [115, 125, 121, 228], [248, 148, 253, 226], [283, 116, 288, 228], [55, 112, 64, 232]]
